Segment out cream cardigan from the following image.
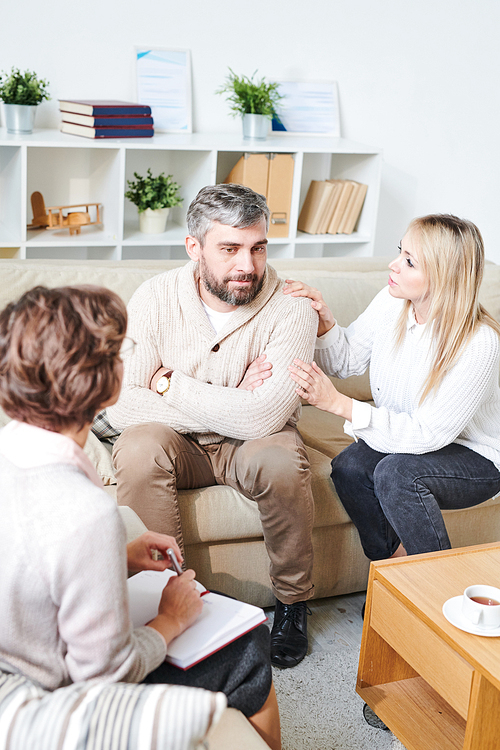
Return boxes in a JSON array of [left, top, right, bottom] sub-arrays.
[[107, 262, 318, 444]]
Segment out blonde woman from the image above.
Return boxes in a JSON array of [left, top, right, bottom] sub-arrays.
[[286, 214, 500, 560]]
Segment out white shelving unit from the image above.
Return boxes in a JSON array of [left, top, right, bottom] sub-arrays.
[[0, 129, 382, 260]]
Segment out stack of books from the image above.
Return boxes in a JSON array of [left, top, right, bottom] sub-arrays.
[[297, 179, 368, 235], [59, 100, 154, 139]]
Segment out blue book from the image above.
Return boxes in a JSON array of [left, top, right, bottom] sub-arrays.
[[59, 99, 152, 116], [61, 113, 154, 127], [61, 122, 154, 139]]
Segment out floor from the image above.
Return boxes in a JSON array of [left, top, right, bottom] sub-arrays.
[[264, 591, 404, 746]]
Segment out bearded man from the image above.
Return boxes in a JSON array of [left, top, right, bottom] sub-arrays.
[[106, 184, 318, 668]]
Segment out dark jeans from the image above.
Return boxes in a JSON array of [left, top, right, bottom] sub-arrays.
[[331, 440, 500, 560]]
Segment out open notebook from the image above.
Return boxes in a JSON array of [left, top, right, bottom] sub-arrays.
[[127, 569, 267, 670]]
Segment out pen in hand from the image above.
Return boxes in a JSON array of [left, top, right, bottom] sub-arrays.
[[166, 547, 183, 576], [167, 547, 211, 597]]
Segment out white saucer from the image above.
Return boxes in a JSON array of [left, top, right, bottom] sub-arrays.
[[442, 596, 500, 636]]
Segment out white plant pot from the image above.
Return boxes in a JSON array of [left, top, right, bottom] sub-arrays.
[[242, 113, 269, 140], [2, 103, 38, 134], [139, 207, 170, 234]]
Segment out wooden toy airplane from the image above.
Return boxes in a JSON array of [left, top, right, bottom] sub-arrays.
[[27, 191, 102, 235]]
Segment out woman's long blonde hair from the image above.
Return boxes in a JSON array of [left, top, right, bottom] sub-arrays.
[[395, 214, 500, 403]]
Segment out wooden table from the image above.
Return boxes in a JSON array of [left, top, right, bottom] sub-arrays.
[[357, 543, 500, 750]]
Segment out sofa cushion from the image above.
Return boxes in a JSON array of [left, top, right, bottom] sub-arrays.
[[0, 260, 186, 312], [84, 431, 117, 486], [175, 446, 349, 545], [101, 444, 352, 539], [479, 264, 500, 321], [297, 405, 355, 460]]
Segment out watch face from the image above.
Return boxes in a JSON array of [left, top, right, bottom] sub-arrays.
[[156, 375, 170, 394]]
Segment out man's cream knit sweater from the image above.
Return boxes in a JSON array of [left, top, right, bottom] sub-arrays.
[[107, 262, 318, 444]]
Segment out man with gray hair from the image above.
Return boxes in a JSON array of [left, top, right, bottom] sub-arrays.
[[106, 184, 318, 668]]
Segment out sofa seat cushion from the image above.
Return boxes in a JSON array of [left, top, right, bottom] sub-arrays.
[[298, 405, 355, 460], [175, 446, 349, 546], [84, 431, 117, 485]]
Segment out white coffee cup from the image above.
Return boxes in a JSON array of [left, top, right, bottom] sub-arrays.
[[461, 585, 500, 629]]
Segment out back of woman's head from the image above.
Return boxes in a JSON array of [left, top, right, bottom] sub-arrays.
[[0, 285, 127, 432]]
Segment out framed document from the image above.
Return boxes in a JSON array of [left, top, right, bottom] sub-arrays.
[[272, 81, 340, 137], [135, 47, 192, 133]]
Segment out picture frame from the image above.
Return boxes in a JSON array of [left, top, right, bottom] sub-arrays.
[[135, 47, 192, 133], [272, 81, 340, 137]]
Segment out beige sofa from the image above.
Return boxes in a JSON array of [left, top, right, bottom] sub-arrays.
[[2, 256, 500, 612]]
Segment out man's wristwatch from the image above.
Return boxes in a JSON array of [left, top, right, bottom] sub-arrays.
[[155, 371, 173, 395]]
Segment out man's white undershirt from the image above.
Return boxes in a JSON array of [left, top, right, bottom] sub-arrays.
[[201, 300, 235, 334]]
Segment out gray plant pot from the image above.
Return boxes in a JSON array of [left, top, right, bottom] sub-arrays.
[[242, 113, 269, 140], [2, 103, 38, 134]]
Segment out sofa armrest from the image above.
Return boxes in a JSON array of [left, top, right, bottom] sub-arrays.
[[206, 708, 271, 749], [118, 505, 148, 543]]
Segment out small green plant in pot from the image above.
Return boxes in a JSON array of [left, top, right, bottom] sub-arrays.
[[125, 168, 183, 234], [0, 67, 50, 134], [216, 68, 283, 140]]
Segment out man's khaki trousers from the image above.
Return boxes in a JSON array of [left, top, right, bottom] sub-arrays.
[[113, 423, 314, 604]]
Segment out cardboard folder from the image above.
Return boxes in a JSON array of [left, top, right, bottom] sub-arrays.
[[224, 153, 295, 239]]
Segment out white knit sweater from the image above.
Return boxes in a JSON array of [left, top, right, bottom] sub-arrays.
[[315, 286, 500, 469], [107, 262, 318, 444], [0, 426, 166, 690]]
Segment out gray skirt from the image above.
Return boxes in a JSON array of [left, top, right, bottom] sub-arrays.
[[143, 623, 272, 717]]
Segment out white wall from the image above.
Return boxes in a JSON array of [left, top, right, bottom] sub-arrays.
[[2, 0, 500, 258]]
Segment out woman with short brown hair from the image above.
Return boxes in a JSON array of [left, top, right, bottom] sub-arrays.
[[0, 284, 279, 750], [0, 284, 126, 431]]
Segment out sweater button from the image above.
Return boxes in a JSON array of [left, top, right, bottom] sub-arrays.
[[212, 344, 220, 352]]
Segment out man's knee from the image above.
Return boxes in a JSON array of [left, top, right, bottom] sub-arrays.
[[240, 427, 310, 484], [113, 423, 180, 475]]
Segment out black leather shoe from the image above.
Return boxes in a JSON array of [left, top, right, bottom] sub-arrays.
[[270, 598, 310, 668]]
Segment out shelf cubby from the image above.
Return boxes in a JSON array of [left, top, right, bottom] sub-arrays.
[[0, 129, 381, 260]]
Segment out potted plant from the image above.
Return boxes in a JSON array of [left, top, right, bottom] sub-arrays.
[[125, 168, 183, 234], [0, 67, 50, 134], [216, 68, 283, 140]]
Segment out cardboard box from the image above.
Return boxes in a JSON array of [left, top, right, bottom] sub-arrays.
[[266, 153, 294, 238], [224, 153, 269, 198], [224, 153, 295, 239]]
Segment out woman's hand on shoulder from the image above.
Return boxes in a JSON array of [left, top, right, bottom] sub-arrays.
[[126, 532, 183, 573], [147, 569, 203, 643], [283, 279, 336, 337]]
